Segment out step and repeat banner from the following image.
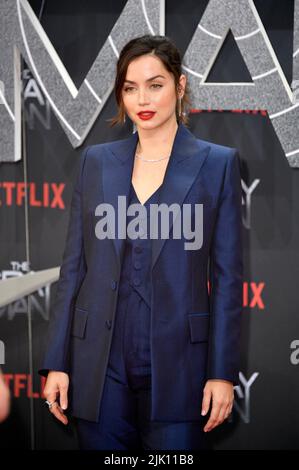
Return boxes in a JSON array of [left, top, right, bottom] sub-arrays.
[[0, 0, 298, 450]]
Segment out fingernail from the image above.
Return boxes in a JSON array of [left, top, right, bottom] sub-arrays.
[[201, 410, 206, 416], [62, 404, 67, 410]]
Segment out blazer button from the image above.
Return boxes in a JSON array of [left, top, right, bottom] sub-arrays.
[[133, 278, 141, 286], [111, 280, 117, 290], [134, 261, 141, 270], [105, 319, 112, 330]]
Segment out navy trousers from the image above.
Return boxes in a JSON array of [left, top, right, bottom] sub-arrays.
[[75, 288, 209, 451], [75, 376, 209, 451]]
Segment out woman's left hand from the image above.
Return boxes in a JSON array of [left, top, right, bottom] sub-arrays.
[[201, 379, 234, 432]]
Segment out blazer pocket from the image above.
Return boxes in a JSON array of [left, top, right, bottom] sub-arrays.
[[188, 312, 210, 343], [71, 306, 88, 339]]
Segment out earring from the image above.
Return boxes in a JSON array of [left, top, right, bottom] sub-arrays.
[[123, 113, 126, 124], [178, 97, 182, 117]]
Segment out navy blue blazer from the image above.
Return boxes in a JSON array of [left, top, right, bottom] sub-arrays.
[[39, 122, 243, 423]]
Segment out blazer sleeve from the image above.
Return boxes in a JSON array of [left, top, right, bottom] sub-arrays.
[[207, 149, 243, 386], [38, 146, 90, 377]]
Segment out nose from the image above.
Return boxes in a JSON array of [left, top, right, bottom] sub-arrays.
[[138, 88, 150, 105]]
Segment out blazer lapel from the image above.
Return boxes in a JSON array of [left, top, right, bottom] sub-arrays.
[[102, 130, 138, 273], [150, 123, 211, 270], [102, 122, 211, 274]]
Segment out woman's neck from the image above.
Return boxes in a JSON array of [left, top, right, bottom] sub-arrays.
[[136, 120, 179, 159]]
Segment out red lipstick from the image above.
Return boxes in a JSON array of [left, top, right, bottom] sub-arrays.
[[137, 111, 156, 120]]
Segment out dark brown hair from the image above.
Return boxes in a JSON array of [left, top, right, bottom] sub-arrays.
[[106, 35, 192, 127]]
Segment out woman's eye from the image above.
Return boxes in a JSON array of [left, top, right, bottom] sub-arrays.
[[124, 84, 162, 92]]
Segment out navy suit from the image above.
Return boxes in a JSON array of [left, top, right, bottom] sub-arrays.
[[75, 181, 210, 450], [39, 123, 243, 435]]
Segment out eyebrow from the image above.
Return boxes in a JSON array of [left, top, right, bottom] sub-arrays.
[[124, 75, 166, 84]]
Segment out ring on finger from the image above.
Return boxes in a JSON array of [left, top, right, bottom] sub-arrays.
[[45, 400, 56, 409]]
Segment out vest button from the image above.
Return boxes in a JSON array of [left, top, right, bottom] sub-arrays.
[[134, 261, 141, 269], [134, 246, 142, 253], [105, 319, 112, 330], [111, 280, 117, 290], [133, 278, 141, 286]]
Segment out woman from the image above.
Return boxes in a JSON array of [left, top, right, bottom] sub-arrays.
[[39, 35, 243, 450]]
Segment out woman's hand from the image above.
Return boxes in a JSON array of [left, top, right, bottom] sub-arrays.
[[201, 379, 234, 432], [43, 371, 69, 425], [0, 371, 10, 423]]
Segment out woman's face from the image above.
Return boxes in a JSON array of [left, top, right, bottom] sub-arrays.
[[121, 54, 186, 129]]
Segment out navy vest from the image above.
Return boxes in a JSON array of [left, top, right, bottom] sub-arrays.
[[107, 181, 161, 374]]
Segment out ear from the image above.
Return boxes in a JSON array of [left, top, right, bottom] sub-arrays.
[[178, 74, 186, 97]]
